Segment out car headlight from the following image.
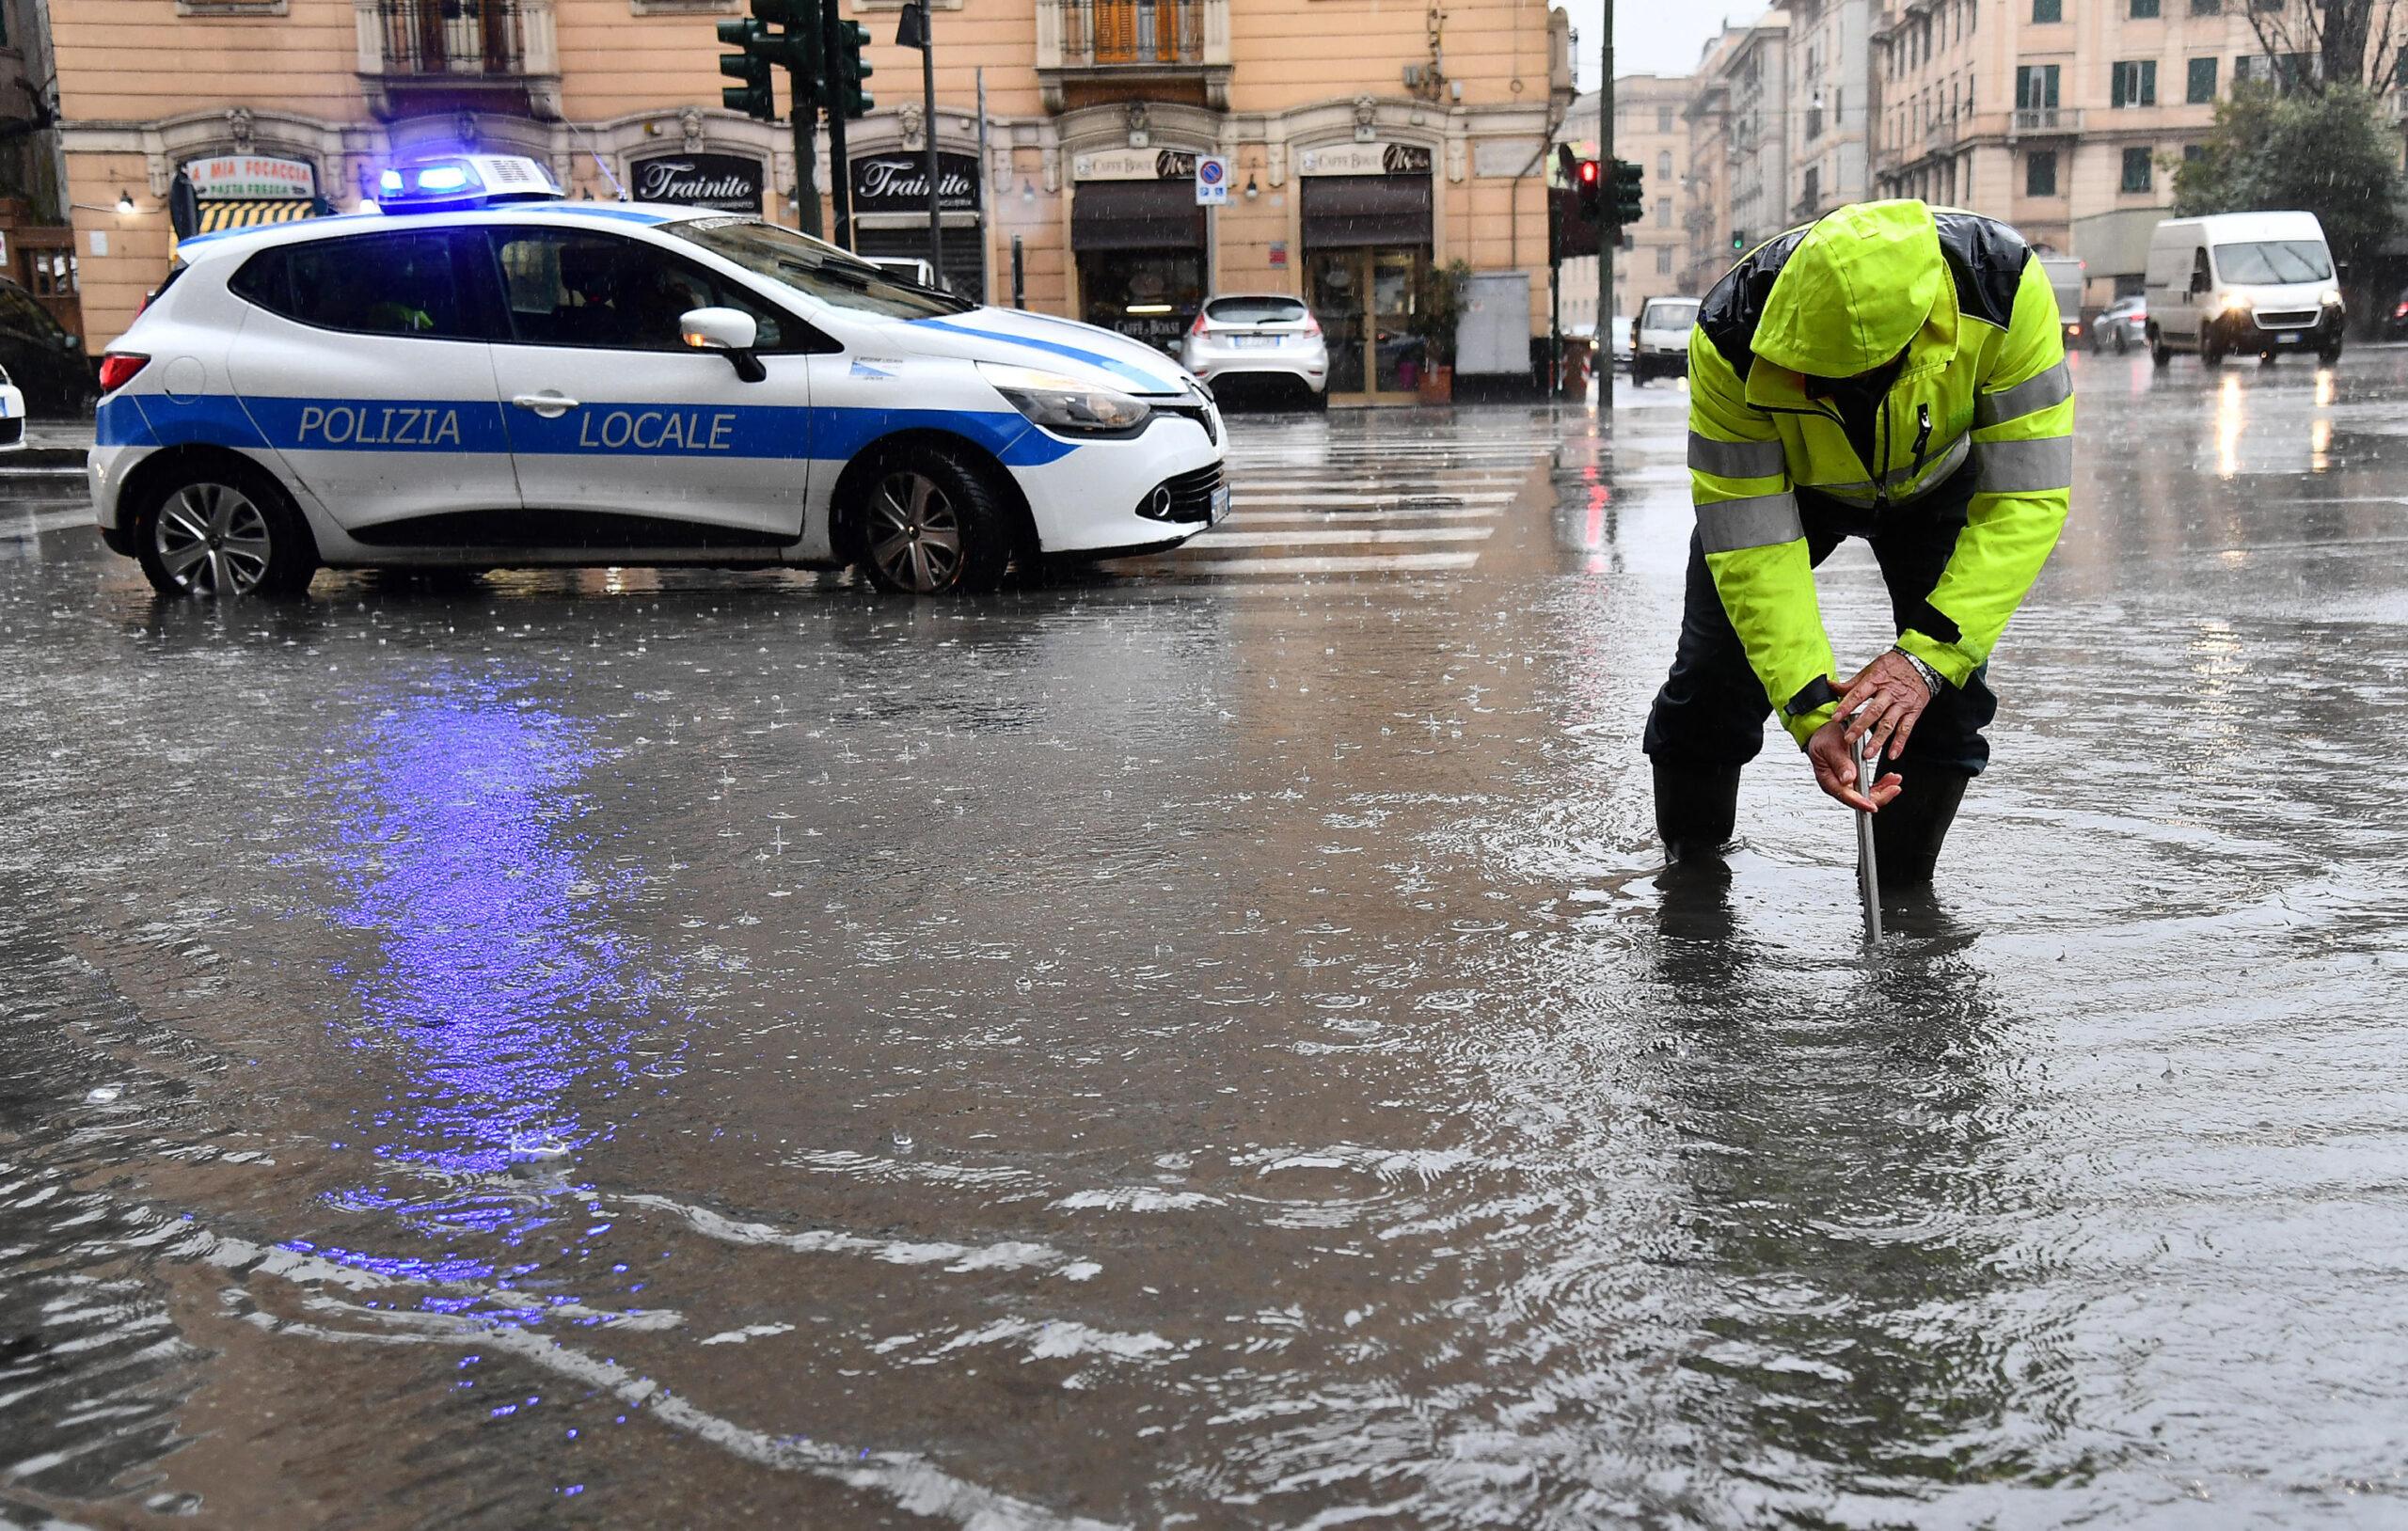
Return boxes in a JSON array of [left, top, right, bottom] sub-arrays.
[[977, 362, 1152, 436], [2320, 288, 2344, 307]]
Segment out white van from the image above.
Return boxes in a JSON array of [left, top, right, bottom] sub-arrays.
[[2143, 211, 2344, 367], [1632, 297, 1700, 384]]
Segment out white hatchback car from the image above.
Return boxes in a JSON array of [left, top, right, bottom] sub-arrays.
[[92, 154, 1226, 598], [1180, 293, 1328, 403]]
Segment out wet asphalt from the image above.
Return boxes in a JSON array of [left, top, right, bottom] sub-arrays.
[[4, 347, 2407, 1529]]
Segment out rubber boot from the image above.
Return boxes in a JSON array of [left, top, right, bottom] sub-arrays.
[[1872, 768, 1969, 888], [1654, 759, 1741, 865]]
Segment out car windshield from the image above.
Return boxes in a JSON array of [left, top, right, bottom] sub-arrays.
[[2212, 240, 2333, 284], [1641, 302, 1698, 330], [1206, 296, 1307, 324], [668, 217, 976, 319]]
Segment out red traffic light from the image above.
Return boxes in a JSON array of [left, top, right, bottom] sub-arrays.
[[1576, 160, 1600, 185]]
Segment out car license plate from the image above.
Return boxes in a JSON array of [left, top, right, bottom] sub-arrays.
[[1230, 335, 1278, 349], [1209, 484, 1231, 525], [2278, 331, 2302, 343]]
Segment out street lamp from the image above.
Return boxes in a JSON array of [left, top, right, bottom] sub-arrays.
[[114, 189, 135, 214]]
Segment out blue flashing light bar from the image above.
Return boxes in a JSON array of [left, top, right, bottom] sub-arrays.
[[374, 153, 564, 213]]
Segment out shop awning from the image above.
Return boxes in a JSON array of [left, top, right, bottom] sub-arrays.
[[1301, 174, 1433, 249], [195, 197, 321, 234], [1070, 179, 1204, 253]]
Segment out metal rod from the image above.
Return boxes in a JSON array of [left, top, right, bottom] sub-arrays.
[[1600, 1, 1614, 418], [1856, 731, 1882, 943]]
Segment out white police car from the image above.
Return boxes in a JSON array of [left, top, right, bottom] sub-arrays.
[[91, 154, 1227, 597]]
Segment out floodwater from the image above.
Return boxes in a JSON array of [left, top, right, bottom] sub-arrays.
[[4, 350, 2407, 1528]]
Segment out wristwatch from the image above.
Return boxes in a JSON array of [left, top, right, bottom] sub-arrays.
[[1891, 646, 1944, 696]]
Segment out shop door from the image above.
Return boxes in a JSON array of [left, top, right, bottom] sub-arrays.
[[1307, 245, 1426, 403]]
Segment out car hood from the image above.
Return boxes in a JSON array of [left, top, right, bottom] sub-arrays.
[[894, 306, 1197, 396]]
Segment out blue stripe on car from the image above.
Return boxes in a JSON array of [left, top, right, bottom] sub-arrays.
[[906, 318, 1176, 391], [99, 393, 1077, 467]]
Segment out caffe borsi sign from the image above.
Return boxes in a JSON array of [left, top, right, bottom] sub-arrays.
[[628, 153, 764, 213], [849, 151, 981, 214], [1072, 147, 1202, 182], [1297, 142, 1435, 177]]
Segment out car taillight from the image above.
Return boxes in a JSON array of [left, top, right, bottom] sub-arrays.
[[1302, 312, 1322, 335], [2395, 301, 2408, 318], [97, 353, 150, 393], [1189, 313, 1212, 336]]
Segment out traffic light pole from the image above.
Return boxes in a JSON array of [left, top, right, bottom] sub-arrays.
[[822, 0, 851, 248], [793, 93, 821, 239], [1601, 5, 1614, 418], [919, 2, 943, 280]]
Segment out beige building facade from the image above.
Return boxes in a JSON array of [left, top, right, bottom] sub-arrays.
[[50, 0, 1575, 402], [1871, 0, 2408, 311], [1682, 13, 1791, 295]]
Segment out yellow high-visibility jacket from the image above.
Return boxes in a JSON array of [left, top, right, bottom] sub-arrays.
[[1685, 199, 2073, 746]]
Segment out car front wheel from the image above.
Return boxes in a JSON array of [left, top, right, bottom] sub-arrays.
[[852, 447, 1014, 596], [136, 464, 317, 598]]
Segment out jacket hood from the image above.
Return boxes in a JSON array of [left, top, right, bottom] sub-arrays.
[[1752, 200, 1946, 378]]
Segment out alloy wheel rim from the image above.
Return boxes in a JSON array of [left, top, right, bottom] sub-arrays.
[[153, 482, 272, 595], [866, 471, 964, 593]]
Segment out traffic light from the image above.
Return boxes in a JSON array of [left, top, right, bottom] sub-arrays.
[[1731, 229, 1748, 252], [832, 17, 874, 118], [1610, 158, 1644, 228], [718, 18, 775, 119], [1574, 156, 1603, 224]]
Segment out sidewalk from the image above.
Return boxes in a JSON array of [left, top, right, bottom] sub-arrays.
[[8, 419, 93, 471]]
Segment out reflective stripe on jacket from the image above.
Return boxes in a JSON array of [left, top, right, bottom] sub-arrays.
[[1684, 199, 2073, 747]]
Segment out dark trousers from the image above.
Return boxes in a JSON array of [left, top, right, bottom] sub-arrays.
[[1643, 472, 1998, 776]]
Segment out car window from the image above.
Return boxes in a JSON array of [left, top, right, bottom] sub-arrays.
[[668, 216, 975, 321], [231, 231, 477, 339], [1640, 302, 1698, 331], [1205, 296, 1307, 324], [2211, 240, 2333, 285], [483, 228, 791, 352]]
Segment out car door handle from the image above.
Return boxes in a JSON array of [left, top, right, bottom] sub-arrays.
[[513, 391, 579, 417]]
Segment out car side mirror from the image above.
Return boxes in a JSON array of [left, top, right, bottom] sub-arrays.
[[680, 306, 765, 383]]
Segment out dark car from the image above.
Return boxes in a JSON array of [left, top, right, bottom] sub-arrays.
[[0, 278, 96, 417], [2384, 285, 2408, 343]]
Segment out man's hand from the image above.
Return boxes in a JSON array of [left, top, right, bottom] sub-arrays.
[[1837, 649, 1935, 763], [1807, 716, 1903, 813]]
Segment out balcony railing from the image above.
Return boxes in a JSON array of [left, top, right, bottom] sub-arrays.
[[377, 0, 525, 76], [2012, 106, 2084, 135], [1059, 0, 1204, 67]]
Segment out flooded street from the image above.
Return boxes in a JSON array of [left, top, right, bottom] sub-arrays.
[[6, 349, 2408, 1528]]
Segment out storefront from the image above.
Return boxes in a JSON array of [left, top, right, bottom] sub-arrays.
[[1299, 142, 1434, 403], [171, 153, 328, 249], [1069, 147, 1206, 355], [626, 151, 764, 214], [848, 149, 985, 298]]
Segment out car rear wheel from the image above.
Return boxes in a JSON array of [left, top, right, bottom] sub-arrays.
[[853, 448, 1013, 596], [136, 465, 317, 599]]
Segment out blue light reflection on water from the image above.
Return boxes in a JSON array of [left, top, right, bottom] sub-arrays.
[[291, 672, 683, 1304]]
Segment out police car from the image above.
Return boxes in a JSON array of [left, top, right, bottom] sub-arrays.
[[91, 154, 1227, 597]]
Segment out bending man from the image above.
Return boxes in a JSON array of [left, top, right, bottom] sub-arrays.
[[1645, 198, 2072, 885]]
